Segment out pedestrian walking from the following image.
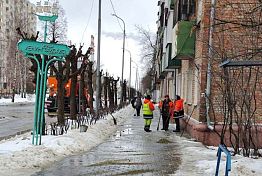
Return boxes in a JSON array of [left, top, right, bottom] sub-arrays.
[[131, 96, 137, 116], [159, 95, 173, 131], [143, 95, 155, 132], [135, 95, 142, 116], [173, 95, 184, 132]]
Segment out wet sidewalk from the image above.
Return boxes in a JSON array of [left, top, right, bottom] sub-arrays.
[[35, 110, 183, 176]]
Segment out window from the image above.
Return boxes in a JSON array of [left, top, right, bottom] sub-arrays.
[[6, 0, 8, 4]]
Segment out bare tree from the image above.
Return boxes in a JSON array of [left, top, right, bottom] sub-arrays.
[[135, 25, 157, 93], [135, 25, 157, 72], [47, 3, 68, 44]]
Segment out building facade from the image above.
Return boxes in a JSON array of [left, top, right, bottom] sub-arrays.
[[0, 0, 36, 95], [155, 0, 262, 147]]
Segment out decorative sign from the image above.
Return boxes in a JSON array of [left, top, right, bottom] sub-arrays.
[[18, 40, 70, 57], [37, 15, 58, 22]]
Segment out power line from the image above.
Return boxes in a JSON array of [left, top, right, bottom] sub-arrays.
[[80, 0, 95, 43]]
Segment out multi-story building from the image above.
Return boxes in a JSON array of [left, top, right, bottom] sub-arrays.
[[155, 0, 262, 147], [0, 0, 36, 95]]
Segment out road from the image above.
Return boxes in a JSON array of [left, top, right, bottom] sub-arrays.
[[0, 103, 55, 140]]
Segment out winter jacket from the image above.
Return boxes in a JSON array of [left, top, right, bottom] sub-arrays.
[[174, 99, 184, 112], [159, 99, 173, 116], [135, 97, 142, 109], [174, 99, 184, 118]]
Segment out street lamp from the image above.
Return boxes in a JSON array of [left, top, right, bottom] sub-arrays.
[[125, 49, 132, 101], [131, 60, 140, 94], [112, 13, 125, 105]]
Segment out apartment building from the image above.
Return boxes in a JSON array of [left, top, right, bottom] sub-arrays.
[[155, 0, 262, 147], [0, 0, 36, 94]]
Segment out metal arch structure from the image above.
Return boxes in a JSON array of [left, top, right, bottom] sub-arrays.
[[18, 41, 70, 145], [17, 13, 70, 145]]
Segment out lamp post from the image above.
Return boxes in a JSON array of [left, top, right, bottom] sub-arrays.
[[112, 14, 125, 105], [125, 49, 131, 102], [131, 60, 140, 95], [96, 0, 102, 112]]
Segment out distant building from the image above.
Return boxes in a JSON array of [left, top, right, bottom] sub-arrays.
[[0, 0, 36, 95]]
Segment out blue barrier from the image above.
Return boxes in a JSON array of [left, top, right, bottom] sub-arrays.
[[215, 144, 231, 176]]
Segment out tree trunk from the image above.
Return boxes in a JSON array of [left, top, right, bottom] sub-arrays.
[[70, 63, 78, 120], [104, 75, 108, 108], [80, 71, 86, 115], [99, 71, 103, 108], [57, 76, 65, 125], [108, 77, 114, 110], [114, 79, 118, 106], [87, 61, 94, 112]]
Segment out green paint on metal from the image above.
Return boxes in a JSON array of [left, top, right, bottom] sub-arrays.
[[37, 14, 58, 22], [19, 41, 66, 145], [16, 13, 65, 145], [18, 40, 70, 57], [173, 21, 196, 59]]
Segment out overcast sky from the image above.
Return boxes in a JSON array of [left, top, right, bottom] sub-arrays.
[[29, 0, 158, 87]]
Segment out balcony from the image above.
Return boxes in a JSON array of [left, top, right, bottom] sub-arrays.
[[161, 43, 181, 74], [172, 21, 196, 60]]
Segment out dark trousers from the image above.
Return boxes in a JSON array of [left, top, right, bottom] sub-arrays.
[[162, 114, 170, 130], [136, 106, 141, 116], [175, 118, 180, 131]]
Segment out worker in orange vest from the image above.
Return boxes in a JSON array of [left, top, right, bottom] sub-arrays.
[[173, 95, 184, 132]]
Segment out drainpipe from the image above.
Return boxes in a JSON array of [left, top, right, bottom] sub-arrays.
[[174, 69, 177, 99], [206, 0, 217, 130]]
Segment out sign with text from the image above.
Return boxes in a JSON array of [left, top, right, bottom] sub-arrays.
[[18, 40, 70, 57]]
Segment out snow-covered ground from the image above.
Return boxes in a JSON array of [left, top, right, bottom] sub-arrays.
[[0, 99, 261, 175], [0, 94, 35, 105], [172, 137, 262, 176], [0, 106, 133, 176]]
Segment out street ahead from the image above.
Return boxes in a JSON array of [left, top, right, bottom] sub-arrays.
[[0, 103, 55, 140]]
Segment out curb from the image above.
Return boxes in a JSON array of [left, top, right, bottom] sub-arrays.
[[0, 129, 32, 141]]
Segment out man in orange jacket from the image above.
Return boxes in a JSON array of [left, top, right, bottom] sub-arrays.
[[173, 95, 184, 132], [143, 95, 155, 132]]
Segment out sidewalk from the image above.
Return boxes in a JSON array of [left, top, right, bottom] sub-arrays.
[[35, 110, 185, 175], [1, 106, 261, 175]]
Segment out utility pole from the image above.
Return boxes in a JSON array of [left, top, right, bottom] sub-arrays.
[[96, 0, 102, 112], [125, 49, 131, 101]]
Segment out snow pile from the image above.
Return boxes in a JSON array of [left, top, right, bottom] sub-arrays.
[[172, 138, 262, 176], [0, 106, 133, 176], [0, 94, 35, 105]]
